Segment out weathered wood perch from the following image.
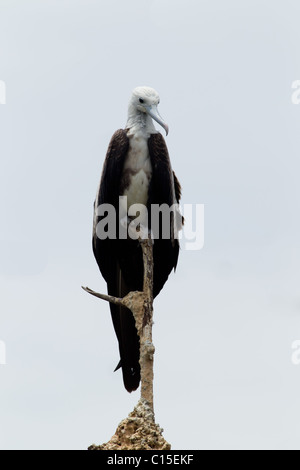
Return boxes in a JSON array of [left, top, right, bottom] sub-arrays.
[[82, 237, 171, 450]]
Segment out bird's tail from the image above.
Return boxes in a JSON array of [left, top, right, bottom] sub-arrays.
[[108, 266, 140, 392]]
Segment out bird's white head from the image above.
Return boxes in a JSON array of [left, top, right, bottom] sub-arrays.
[[126, 86, 169, 136]]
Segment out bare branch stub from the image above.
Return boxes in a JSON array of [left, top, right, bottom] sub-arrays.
[[81, 286, 124, 307]]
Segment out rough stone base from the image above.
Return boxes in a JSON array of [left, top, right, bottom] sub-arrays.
[[88, 399, 171, 451]]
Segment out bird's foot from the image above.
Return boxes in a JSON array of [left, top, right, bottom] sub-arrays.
[[120, 215, 130, 229], [128, 221, 154, 242]]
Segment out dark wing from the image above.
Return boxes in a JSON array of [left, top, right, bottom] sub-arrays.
[[93, 128, 129, 281], [93, 129, 140, 393], [173, 170, 182, 203], [147, 133, 182, 297]]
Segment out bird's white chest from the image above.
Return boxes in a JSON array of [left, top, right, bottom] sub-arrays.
[[122, 134, 152, 208]]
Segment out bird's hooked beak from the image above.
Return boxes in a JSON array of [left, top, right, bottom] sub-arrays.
[[145, 104, 169, 136]]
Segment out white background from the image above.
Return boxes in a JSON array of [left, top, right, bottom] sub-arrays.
[[1, 0, 300, 450]]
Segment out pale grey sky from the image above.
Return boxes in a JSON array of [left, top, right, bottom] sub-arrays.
[[1, 0, 300, 450]]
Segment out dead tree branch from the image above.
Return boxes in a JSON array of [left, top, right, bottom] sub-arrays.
[[82, 236, 170, 450]]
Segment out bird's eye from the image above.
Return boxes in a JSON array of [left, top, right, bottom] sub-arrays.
[[139, 98, 144, 104]]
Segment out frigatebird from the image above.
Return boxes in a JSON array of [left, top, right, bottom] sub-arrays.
[[92, 86, 182, 392]]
